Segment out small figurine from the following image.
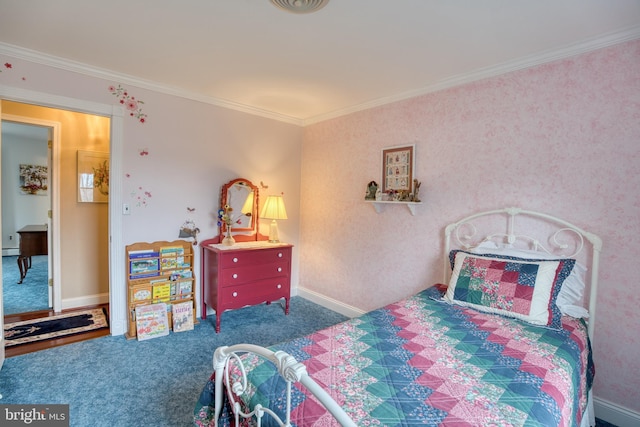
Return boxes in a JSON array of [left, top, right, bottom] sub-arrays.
[[412, 179, 422, 202], [365, 181, 378, 200]]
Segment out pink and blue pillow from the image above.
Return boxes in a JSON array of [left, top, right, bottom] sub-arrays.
[[445, 250, 575, 329]]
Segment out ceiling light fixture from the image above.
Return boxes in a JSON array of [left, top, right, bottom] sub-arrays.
[[270, 0, 329, 14]]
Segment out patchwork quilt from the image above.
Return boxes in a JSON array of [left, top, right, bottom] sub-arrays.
[[194, 286, 593, 427]]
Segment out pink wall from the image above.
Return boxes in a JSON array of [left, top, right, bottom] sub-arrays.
[[300, 40, 640, 411]]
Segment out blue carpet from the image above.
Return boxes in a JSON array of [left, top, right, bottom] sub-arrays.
[[2, 255, 49, 314], [0, 296, 348, 426], [0, 294, 618, 426]]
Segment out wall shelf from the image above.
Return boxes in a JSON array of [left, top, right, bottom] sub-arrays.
[[365, 200, 422, 216]]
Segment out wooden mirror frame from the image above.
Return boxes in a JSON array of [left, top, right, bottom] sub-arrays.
[[219, 178, 259, 240]]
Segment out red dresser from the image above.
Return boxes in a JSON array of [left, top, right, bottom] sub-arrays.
[[200, 239, 293, 332]]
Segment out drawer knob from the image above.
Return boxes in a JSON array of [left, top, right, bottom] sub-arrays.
[[232, 292, 238, 297], [232, 273, 238, 279], [277, 267, 282, 272], [278, 252, 283, 258], [277, 284, 282, 289], [233, 257, 238, 263]]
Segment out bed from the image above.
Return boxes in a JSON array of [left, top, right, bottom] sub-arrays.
[[194, 207, 601, 427]]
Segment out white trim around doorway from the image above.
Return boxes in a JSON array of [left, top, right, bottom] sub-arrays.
[[0, 84, 127, 336]]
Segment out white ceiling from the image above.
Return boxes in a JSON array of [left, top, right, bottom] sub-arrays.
[[1, 0, 639, 125]]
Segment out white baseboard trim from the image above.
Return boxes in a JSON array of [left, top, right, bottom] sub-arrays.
[[2, 248, 19, 256], [61, 293, 109, 311], [594, 397, 640, 427], [296, 286, 365, 318]]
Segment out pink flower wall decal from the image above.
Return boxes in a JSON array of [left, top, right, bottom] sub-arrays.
[[108, 84, 148, 123]]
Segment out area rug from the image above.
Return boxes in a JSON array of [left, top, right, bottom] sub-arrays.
[[4, 308, 109, 347]]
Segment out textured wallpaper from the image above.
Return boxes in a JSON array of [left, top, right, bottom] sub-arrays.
[[300, 40, 640, 412]]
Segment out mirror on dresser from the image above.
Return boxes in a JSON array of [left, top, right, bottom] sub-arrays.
[[218, 178, 260, 241]]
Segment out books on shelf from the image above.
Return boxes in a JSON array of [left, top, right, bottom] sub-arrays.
[[128, 249, 160, 259], [172, 301, 194, 332], [136, 303, 170, 341], [129, 258, 160, 279], [160, 245, 187, 270], [177, 279, 192, 295], [126, 240, 195, 340], [130, 284, 152, 303], [160, 245, 184, 257], [151, 279, 171, 303]]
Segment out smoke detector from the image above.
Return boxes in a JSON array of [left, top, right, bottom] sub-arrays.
[[270, 0, 329, 14]]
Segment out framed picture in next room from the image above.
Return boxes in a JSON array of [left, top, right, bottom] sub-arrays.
[[77, 150, 109, 203], [382, 144, 415, 195]]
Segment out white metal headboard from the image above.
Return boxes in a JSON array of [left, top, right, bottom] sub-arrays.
[[444, 207, 602, 339]]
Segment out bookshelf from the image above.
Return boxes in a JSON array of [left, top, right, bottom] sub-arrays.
[[125, 239, 196, 339]]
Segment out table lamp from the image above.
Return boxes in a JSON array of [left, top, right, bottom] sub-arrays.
[[260, 195, 288, 243]]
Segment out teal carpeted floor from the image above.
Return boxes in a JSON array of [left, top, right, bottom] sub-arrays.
[[0, 296, 348, 426], [2, 255, 49, 314]]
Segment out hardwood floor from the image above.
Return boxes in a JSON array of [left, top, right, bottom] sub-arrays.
[[4, 303, 110, 358]]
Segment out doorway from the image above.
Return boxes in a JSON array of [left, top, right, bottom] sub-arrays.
[[0, 88, 126, 368], [1, 121, 52, 316], [0, 101, 115, 358]]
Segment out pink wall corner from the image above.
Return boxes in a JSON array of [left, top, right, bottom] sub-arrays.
[[300, 39, 640, 412]]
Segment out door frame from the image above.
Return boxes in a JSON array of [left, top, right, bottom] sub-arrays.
[[0, 84, 127, 338], [1, 114, 60, 311]]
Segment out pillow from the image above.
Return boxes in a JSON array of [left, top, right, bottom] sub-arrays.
[[470, 242, 589, 318], [445, 250, 575, 328]]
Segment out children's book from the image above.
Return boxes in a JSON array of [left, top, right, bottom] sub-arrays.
[[160, 246, 184, 257], [130, 284, 152, 303], [128, 249, 160, 259], [152, 280, 171, 303], [178, 280, 193, 295], [172, 301, 194, 332], [136, 303, 169, 340], [129, 258, 160, 278]]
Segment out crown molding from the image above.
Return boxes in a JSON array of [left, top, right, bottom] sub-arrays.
[[2, 24, 639, 128], [0, 42, 304, 126], [304, 25, 640, 125]]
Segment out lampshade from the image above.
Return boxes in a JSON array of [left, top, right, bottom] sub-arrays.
[[260, 195, 288, 220], [260, 195, 288, 243], [241, 191, 254, 215]]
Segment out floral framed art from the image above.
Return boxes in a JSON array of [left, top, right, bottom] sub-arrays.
[[382, 144, 415, 197], [19, 164, 48, 196], [77, 150, 109, 203]]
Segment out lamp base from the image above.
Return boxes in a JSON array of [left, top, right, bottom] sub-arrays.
[[268, 220, 280, 243]]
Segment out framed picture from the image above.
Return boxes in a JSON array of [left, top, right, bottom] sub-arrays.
[[382, 144, 415, 195], [19, 164, 48, 196], [77, 150, 109, 203]]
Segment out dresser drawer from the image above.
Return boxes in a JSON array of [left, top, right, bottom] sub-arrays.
[[220, 261, 289, 287], [220, 278, 289, 307], [219, 247, 291, 268]]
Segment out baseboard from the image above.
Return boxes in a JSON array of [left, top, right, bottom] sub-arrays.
[[61, 293, 109, 310], [296, 286, 365, 318], [2, 248, 19, 256], [594, 397, 640, 427]]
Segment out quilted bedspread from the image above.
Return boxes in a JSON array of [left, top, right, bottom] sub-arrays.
[[194, 286, 594, 427]]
